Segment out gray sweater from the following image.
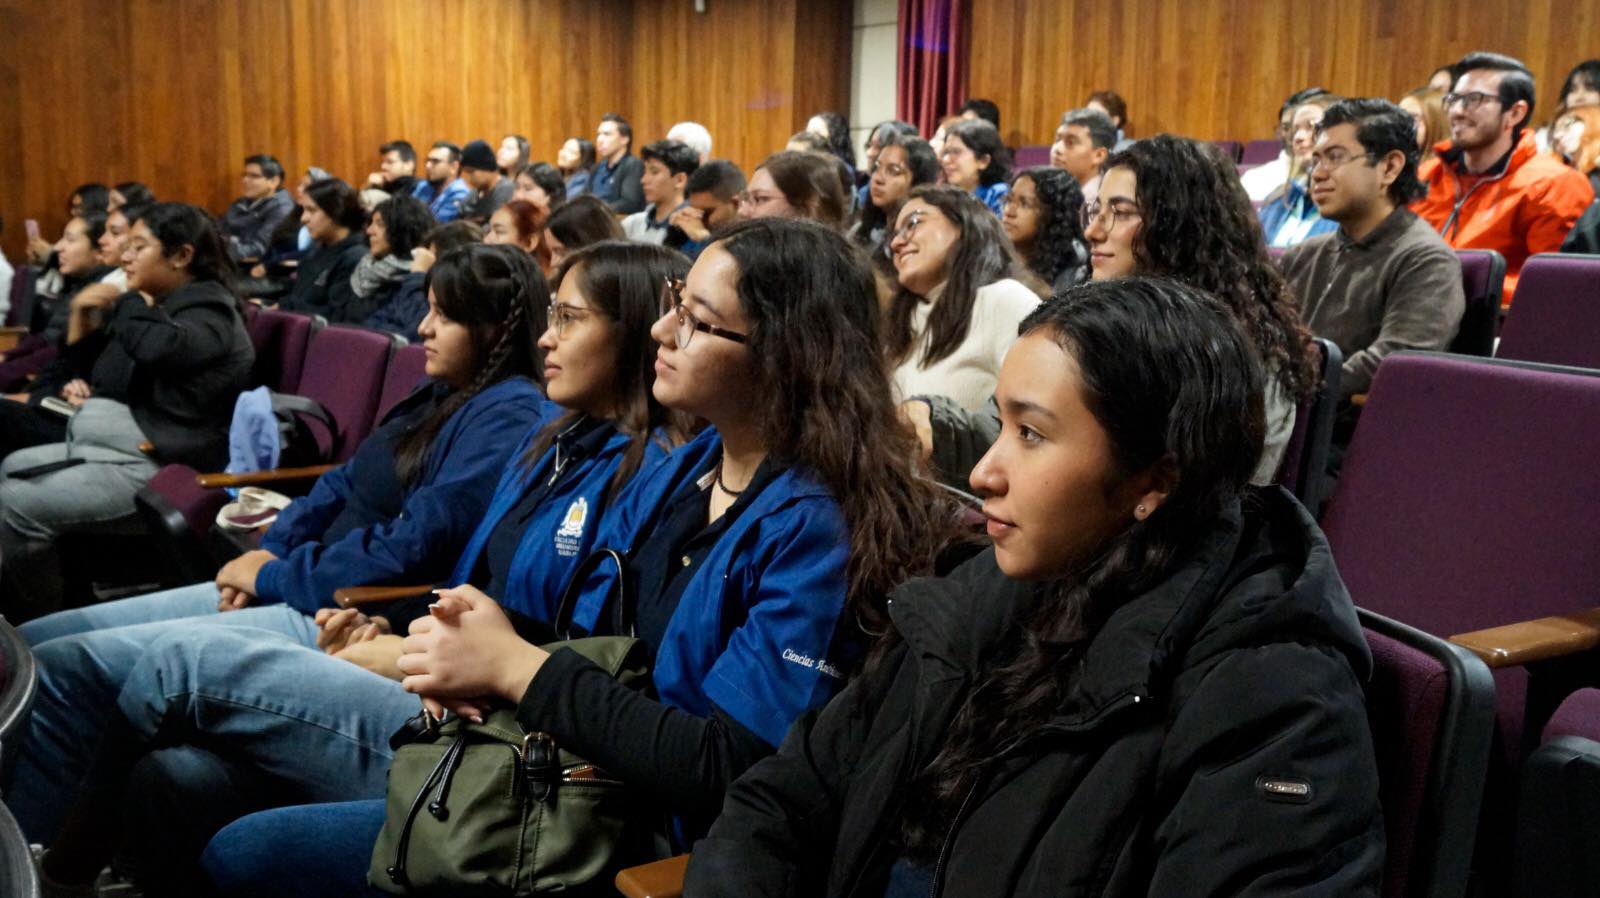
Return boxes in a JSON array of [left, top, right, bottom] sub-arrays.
[[1281, 208, 1464, 396]]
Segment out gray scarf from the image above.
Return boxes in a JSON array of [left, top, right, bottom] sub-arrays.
[[350, 253, 412, 298]]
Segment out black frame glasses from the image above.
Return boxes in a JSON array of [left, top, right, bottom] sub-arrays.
[[661, 277, 748, 348]]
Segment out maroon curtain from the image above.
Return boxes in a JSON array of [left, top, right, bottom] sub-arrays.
[[896, 0, 967, 136]]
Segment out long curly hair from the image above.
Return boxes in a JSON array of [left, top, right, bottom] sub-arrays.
[[1011, 167, 1088, 289], [1103, 135, 1316, 401], [896, 277, 1268, 857], [714, 218, 959, 634]]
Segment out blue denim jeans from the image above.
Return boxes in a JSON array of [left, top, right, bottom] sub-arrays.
[[5, 582, 370, 841], [203, 800, 387, 897]]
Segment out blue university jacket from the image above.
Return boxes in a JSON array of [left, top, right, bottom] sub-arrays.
[[557, 427, 855, 748], [446, 419, 671, 612], [254, 377, 557, 613]]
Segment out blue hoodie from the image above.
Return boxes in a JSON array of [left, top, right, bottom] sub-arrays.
[[254, 377, 557, 613]]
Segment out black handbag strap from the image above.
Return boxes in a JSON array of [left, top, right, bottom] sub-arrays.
[[552, 548, 634, 640]]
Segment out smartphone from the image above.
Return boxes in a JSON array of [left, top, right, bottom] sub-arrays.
[[24, 219, 40, 241]]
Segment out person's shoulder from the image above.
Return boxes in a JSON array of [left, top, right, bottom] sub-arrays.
[[979, 277, 1045, 309]]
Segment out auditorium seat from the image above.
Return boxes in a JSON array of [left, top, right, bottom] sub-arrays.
[[244, 307, 321, 393], [1241, 139, 1282, 166], [377, 342, 428, 420], [1211, 140, 1243, 163], [134, 325, 400, 583], [0, 802, 39, 898], [1512, 688, 1600, 898], [1361, 609, 1495, 898], [0, 617, 38, 784], [1012, 144, 1051, 169], [1495, 254, 1600, 369], [1274, 337, 1341, 510], [1449, 250, 1505, 358]]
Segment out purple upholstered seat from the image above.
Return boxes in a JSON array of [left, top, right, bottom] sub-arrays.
[[1241, 139, 1282, 166], [293, 325, 396, 463], [1496, 253, 1600, 370], [1515, 687, 1600, 897], [1542, 687, 1600, 744], [1012, 145, 1051, 169], [1361, 610, 1494, 898], [1449, 250, 1505, 358], [377, 343, 428, 421], [1274, 338, 1341, 510], [245, 307, 318, 393], [1211, 140, 1242, 163]]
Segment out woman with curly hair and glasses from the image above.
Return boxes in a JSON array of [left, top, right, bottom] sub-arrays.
[[1002, 167, 1090, 293], [1084, 134, 1319, 483]]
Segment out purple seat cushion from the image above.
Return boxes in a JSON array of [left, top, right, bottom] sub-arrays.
[[146, 464, 228, 536], [1497, 254, 1600, 369], [1322, 354, 1600, 751], [1211, 140, 1242, 162], [1543, 688, 1600, 743], [295, 326, 393, 462], [377, 344, 428, 421], [1449, 250, 1502, 358], [1241, 139, 1282, 166], [1364, 625, 1449, 898], [1012, 145, 1051, 169]]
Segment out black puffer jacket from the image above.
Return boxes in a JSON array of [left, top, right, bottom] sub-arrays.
[[71, 280, 253, 468], [686, 488, 1384, 897]]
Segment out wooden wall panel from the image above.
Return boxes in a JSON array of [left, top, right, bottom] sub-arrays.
[[0, 0, 852, 261], [969, 0, 1600, 149]]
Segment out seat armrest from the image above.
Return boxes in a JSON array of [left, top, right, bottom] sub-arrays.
[[334, 584, 436, 608], [1350, 393, 1368, 407], [615, 855, 689, 898], [138, 440, 156, 456], [1449, 607, 1600, 668], [196, 465, 337, 489]]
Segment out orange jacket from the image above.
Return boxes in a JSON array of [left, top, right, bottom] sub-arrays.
[[1411, 131, 1594, 301]]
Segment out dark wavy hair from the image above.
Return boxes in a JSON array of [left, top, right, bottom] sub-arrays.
[[562, 137, 598, 177], [897, 276, 1268, 857], [304, 178, 367, 234], [1559, 59, 1600, 112], [713, 218, 957, 632], [1101, 135, 1316, 401], [853, 139, 939, 250], [520, 241, 692, 498], [139, 203, 238, 290], [518, 162, 569, 213], [546, 196, 625, 250], [113, 181, 155, 209], [499, 134, 531, 174], [372, 194, 435, 259], [886, 185, 1031, 367], [944, 119, 1011, 186], [391, 244, 548, 486], [71, 183, 110, 215], [1010, 167, 1088, 288]]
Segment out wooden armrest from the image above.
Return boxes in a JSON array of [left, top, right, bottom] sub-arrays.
[[196, 465, 337, 489], [1350, 393, 1368, 407], [138, 440, 156, 456], [334, 584, 436, 608], [0, 326, 25, 352], [1449, 607, 1600, 669], [615, 854, 690, 898]]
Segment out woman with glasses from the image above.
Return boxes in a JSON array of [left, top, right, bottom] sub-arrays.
[[1084, 135, 1318, 483], [1259, 93, 1344, 248], [736, 150, 850, 229], [851, 137, 939, 259], [939, 119, 1012, 215], [200, 219, 957, 895], [684, 277, 1384, 898], [1002, 167, 1090, 293], [887, 185, 1042, 412]]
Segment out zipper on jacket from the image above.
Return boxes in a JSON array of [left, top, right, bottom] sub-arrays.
[[927, 778, 981, 898]]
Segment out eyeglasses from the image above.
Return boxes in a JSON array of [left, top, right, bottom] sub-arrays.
[[738, 191, 780, 208], [891, 210, 925, 244], [661, 277, 748, 348], [1001, 193, 1039, 213], [546, 301, 590, 338], [1306, 149, 1376, 175], [1443, 91, 1503, 112], [1080, 200, 1141, 232]]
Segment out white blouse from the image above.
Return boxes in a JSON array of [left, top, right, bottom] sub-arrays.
[[891, 278, 1042, 412]]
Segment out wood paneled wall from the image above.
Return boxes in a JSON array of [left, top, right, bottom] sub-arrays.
[[0, 0, 852, 261], [968, 0, 1600, 149]]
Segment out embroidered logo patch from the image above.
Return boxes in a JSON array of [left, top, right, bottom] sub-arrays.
[[554, 497, 588, 557]]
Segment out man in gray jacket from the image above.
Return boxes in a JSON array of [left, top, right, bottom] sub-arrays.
[[220, 154, 295, 263], [1281, 98, 1464, 398]]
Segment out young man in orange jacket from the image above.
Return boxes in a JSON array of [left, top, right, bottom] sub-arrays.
[[1412, 51, 1594, 303]]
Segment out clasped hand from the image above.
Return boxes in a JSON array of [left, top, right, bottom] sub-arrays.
[[395, 585, 549, 724]]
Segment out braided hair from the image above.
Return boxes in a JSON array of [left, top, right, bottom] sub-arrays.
[[391, 244, 549, 486]]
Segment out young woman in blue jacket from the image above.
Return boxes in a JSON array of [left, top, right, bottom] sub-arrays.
[[9, 242, 552, 877], [196, 218, 960, 897], [22, 240, 693, 896]]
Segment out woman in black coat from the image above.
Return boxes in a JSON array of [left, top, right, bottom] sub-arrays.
[[278, 178, 368, 322], [686, 277, 1384, 898]]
